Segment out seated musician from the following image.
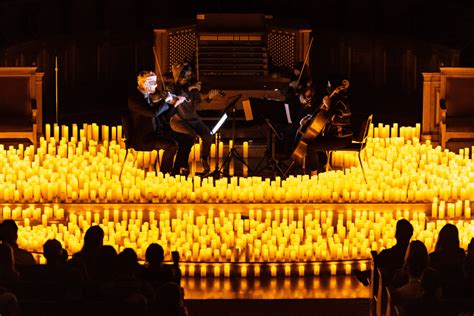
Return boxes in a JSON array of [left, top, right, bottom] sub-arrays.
[[304, 80, 353, 175], [168, 61, 222, 173], [276, 64, 315, 158], [127, 70, 194, 176]]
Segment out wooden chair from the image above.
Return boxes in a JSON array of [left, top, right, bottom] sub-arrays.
[[327, 114, 373, 183], [0, 67, 43, 147], [438, 67, 474, 149]]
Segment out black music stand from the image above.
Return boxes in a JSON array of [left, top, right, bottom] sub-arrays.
[[217, 94, 249, 176], [243, 97, 294, 178], [204, 94, 242, 178]]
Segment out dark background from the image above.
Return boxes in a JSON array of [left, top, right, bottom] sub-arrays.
[[1, 0, 473, 127]]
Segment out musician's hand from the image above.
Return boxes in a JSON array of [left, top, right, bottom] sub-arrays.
[[299, 114, 312, 126], [321, 96, 330, 110], [208, 89, 220, 100], [188, 81, 202, 92]]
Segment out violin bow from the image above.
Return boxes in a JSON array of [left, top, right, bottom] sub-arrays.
[[152, 46, 167, 91], [296, 36, 314, 87]]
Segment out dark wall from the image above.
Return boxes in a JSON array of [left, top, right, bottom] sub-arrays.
[[0, 0, 473, 126]]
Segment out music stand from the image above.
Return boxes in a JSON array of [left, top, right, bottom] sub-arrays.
[[243, 97, 293, 178], [204, 94, 242, 178]]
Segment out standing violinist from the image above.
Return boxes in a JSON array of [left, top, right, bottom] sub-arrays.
[[127, 71, 194, 176], [303, 79, 353, 175], [168, 61, 222, 174]]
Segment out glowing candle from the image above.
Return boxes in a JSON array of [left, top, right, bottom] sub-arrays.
[[54, 124, 60, 142], [243, 141, 249, 176], [214, 265, 220, 277], [313, 264, 320, 276], [270, 265, 277, 277], [224, 264, 230, 277], [330, 264, 337, 275], [241, 265, 247, 277], [345, 264, 352, 275], [298, 265, 305, 276], [45, 124, 51, 141]]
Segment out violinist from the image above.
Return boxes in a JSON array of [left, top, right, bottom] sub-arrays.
[[127, 70, 194, 176], [303, 79, 353, 175], [168, 62, 222, 173]]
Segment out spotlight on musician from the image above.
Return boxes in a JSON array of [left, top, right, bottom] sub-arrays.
[[127, 70, 194, 176]]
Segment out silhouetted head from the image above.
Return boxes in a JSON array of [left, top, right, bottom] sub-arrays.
[[435, 223, 460, 252], [43, 239, 63, 265], [117, 248, 139, 275], [0, 220, 18, 244], [145, 243, 164, 266], [395, 219, 414, 245], [404, 240, 429, 278], [82, 226, 104, 252]]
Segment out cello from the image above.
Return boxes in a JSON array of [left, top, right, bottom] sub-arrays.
[[290, 80, 350, 166]]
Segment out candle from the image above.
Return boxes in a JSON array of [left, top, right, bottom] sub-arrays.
[[243, 141, 249, 176], [330, 264, 337, 275], [224, 264, 230, 277], [54, 124, 60, 142], [45, 124, 51, 141]]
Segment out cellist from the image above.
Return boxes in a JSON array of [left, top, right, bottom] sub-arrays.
[[303, 79, 353, 175]]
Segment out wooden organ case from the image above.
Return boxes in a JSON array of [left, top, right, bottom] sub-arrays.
[[154, 13, 311, 111]]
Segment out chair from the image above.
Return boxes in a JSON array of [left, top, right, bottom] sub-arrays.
[[119, 110, 160, 179], [438, 68, 474, 150], [0, 67, 44, 147], [328, 114, 373, 183]]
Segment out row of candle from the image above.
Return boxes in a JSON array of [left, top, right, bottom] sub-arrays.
[[369, 123, 421, 141], [42, 122, 422, 145], [2, 124, 474, 203], [11, 206, 474, 267]]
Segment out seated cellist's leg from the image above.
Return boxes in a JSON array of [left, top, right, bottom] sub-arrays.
[[306, 135, 352, 174]]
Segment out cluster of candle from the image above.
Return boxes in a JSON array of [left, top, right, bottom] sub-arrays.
[[7, 204, 473, 277], [2, 133, 474, 203]]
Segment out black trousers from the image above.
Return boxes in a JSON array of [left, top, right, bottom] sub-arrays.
[[140, 130, 194, 174], [170, 116, 213, 160], [306, 135, 352, 172]]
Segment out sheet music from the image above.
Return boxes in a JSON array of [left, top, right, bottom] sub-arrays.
[[284, 103, 292, 124], [211, 113, 228, 135]]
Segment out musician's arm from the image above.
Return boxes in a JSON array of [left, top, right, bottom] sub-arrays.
[[128, 97, 169, 118]]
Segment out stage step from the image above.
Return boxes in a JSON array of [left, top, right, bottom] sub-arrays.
[[184, 275, 370, 316]]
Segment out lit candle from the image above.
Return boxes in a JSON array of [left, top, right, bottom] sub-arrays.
[[243, 141, 249, 176], [330, 264, 337, 275]]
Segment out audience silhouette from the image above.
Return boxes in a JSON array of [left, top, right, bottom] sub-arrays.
[[0, 216, 472, 315], [429, 223, 466, 299], [0, 220, 35, 267]]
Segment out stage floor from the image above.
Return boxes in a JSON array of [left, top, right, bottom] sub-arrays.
[[182, 275, 369, 300]]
